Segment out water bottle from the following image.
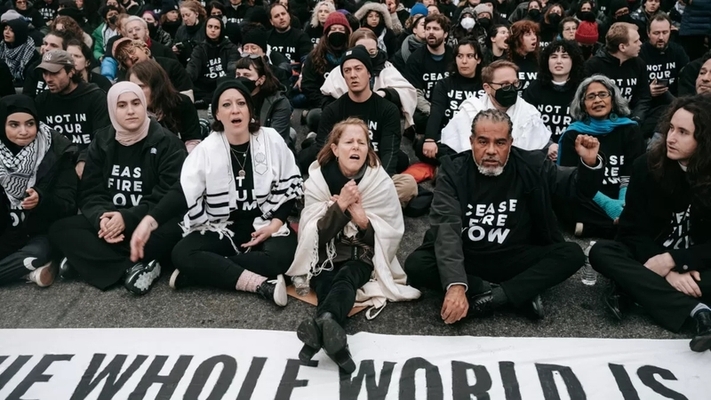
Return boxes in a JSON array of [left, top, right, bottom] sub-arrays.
[[292, 275, 310, 296], [581, 241, 597, 286]]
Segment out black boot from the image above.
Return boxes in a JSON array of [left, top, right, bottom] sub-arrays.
[[316, 313, 356, 374], [689, 309, 711, 352], [467, 291, 495, 317], [296, 317, 322, 362]]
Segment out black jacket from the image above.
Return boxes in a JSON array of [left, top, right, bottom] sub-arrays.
[[79, 119, 186, 234], [617, 154, 711, 272], [425, 148, 603, 290], [584, 49, 651, 123], [0, 130, 77, 237]]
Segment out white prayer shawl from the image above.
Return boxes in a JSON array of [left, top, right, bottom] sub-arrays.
[[320, 63, 417, 128], [441, 94, 551, 153], [287, 161, 421, 318], [180, 127, 303, 240]]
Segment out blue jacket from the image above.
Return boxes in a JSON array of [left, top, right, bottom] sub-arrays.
[[680, 0, 711, 37]]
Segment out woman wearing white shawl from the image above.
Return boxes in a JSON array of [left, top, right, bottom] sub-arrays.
[[288, 118, 420, 374], [320, 28, 417, 129], [129, 78, 303, 305]]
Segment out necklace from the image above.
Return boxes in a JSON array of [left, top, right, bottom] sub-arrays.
[[230, 144, 249, 177]]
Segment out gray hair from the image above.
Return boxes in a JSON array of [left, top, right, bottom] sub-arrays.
[[470, 109, 513, 137], [570, 74, 631, 121], [310, 1, 336, 28]]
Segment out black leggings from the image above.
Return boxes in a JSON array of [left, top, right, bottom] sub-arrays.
[[171, 228, 297, 290], [49, 215, 183, 290], [311, 260, 373, 325]]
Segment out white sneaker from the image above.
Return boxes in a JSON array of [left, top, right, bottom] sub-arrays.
[[27, 262, 56, 287]]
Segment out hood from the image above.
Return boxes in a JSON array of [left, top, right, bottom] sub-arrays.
[[458, 6, 476, 23], [354, 2, 393, 31], [2, 18, 30, 47]]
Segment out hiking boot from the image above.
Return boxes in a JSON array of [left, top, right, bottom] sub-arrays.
[[297, 317, 322, 362], [27, 262, 56, 287], [316, 313, 356, 374], [124, 260, 161, 295], [690, 309, 711, 352], [256, 274, 287, 306]]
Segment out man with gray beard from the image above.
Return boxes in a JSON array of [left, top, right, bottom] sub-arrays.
[[404, 109, 604, 324]]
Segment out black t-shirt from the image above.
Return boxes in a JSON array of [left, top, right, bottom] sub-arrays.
[[228, 143, 261, 239], [426, 74, 485, 141], [523, 80, 576, 142], [266, 28, 313, 63], [513, 53, 538, 94], [108, 140, 146, 209], [639, 41, 690, 98], [461, 162, 532, 255], [403, 46, 453, 101]]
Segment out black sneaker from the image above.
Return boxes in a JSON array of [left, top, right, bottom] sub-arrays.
[[58, 257, 77, 279], [468, 291, 495, 317], [124, 260, 161, 295], [521, 294, 544, 320], [168, 269, 190, 290], [317, 313, 356, 374], [255, 274, 287, 306], [690, 309, 711, 352]]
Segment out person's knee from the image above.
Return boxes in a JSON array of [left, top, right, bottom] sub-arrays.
[[555, 241, 586, 271], [589, 240, 624, 272], [306, 108, 322, 132], [171, 241, 195, 272], [404, 250, 438, 287], [392, 174, 418, 207]]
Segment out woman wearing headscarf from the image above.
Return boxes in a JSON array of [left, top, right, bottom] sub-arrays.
[[289, 117, 420, 373], [186, 16, 239, 106], [128, 79, 303, 305], [0, 95, 76, 287], [557, 75, 645, 238], [0, 19, 39, 86], [49, 82, 186, 295]]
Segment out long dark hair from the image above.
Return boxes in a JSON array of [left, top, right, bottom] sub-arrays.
[[449, 38, 484, 78], [311, 27, 348, 75], [537, 39, 585, 89], [127, 59, 183, 131], [649, 95, 711, 205], [234, 56, 281, 96]]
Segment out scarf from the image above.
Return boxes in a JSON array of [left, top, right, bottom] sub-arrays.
[[1, 19, 35, 81], [564, 116, 637, 136], [107, 82, 150, 146], [0, 123, 52, 208], [286, 161, 420, 319], [180, 127, 303, 248], [400, 35, 423, 63]]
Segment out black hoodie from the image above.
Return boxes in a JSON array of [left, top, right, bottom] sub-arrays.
[[639, 41, 690, 99], [35, 82, 111, 161], [584, 49, 651, 122], [186, 20, 240, 103]]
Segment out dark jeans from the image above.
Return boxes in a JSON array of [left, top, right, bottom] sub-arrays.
[[590, 240, 711, 332], [171, 228, 297, 290], [0, 234, 53, 285], [405, 242, 584, 307], [311, 260, 373, 325], [50, 215, 183, 289]]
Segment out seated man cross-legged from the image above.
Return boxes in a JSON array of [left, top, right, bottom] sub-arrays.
[[590, 95, 711, 352], [405, 109, 604, 324]]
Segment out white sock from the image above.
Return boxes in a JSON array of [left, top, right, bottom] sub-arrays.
[[690, 303, 711, 317]]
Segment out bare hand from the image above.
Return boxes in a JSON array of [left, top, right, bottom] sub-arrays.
[[337, 180, 360, 211], [441, 285, 469, 324], [650, 80, 669, 97], [644, 252, 675, 277], [574, 134, 600, 167], [347, 200, 369, 230], [104, 234, 125, 244], [130, 215, 158, 262], [242, 221, 281, 248], [21, 188, 39, 210], [666, 270, 702, 298], [172, 45, 179, 53], [98, 211, 125, 240], [75, 161, 85, 178], [294, 75, 302, 90], [547, 143, 558, 162], [423, 141, 438, 158]]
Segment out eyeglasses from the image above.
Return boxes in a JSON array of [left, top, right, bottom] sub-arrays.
[[489, 81, 521, 91], [584, 91, 611, 101]]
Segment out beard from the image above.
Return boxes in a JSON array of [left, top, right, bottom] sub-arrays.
[[474, 155, 509, 177], [426, 35, 444, 48]]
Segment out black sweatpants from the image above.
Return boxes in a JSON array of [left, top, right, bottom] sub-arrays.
[[171, 228, 297, 290], [554, 196, 617, 239], [404, 242, 584, 307], [311, 260, 373, 325], [49, 215, 183, 290], [590, 240, 711, 332], [0, 234, 53, 285]]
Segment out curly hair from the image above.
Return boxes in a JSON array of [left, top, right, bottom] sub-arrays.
[[507, 20, 539, 59], [537, 39, 585, 90], [50, 16, 85, 44], [649, 95, 711, 205]]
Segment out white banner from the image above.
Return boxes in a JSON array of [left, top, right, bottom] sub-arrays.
[[0, 328, 709, 400]]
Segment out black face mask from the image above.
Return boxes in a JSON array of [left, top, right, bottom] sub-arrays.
[[327, 31, 347, 48], [615, 14, 632, 23], [581, 45, 594, 59], [578, 11, 596, 22], [494, 87, 518, 108], [548, 13, 561, 26], [108, 15, 117, 24], [147, 23, 158, 36], [528, 9, 540, 19], [478, 17, 491, 29]]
